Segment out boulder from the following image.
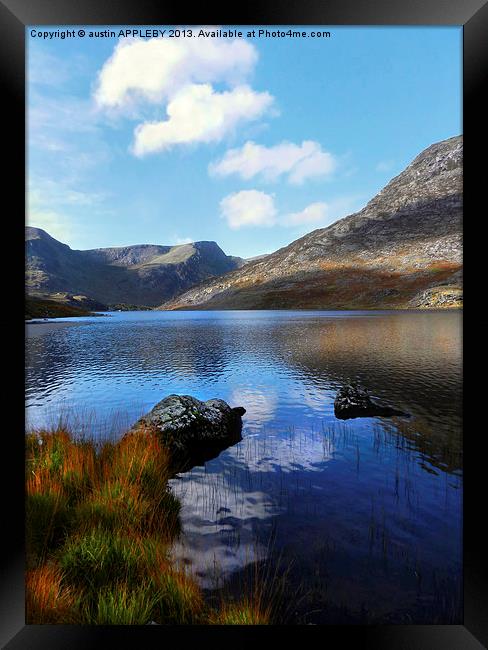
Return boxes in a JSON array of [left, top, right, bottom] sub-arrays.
[[133, 394, 246, 472], [334, 384, 409, 420]]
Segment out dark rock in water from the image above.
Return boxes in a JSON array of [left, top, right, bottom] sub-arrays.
[[133, 394, 245, 472], [334, 385, 409, 420]]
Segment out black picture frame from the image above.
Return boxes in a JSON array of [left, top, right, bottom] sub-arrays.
[[3, 0, 486, 647]]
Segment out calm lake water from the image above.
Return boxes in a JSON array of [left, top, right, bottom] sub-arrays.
[[25, 310, 462, 624]]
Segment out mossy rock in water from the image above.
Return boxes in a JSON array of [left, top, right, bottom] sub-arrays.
[[131, 395, 246, 472]]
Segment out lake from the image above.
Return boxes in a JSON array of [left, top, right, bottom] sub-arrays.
[[25, 310, 462, 624]]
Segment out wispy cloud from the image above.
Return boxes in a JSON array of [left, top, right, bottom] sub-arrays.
[[28, 45, 72, 87], [28, 86, 114, 199], [375, 159, 395, 172], [27, 68, 113, 247], [173, 236, 194, 245], [29, 92, 99, 135], [26, 209, 76, 245], [29, 178, 108, 208], [27, 177, 111, 247]]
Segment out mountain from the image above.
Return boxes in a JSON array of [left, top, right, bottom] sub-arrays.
[[160, 135, 462, 311], [26, 228, 243, 308]]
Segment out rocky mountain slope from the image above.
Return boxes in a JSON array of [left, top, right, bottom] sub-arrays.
[[26, 228, 243, 308], [161, 135, 462, 310]]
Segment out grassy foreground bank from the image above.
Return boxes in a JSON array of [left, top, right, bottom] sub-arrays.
[[26, 426, 272, 625]]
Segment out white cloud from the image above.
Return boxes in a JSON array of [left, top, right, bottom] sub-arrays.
[[132, 84, 273, 156], [95, 35, 275, 156], [289, 148, 336, 184], [282, 202, 330, 226], [209, 140, 336, 184], [282, 196, 364, 231], [94, 35, 258, 110], [229, 387, 278, 424], [219, 192, 362, 231], [220, 190, 277, 230]]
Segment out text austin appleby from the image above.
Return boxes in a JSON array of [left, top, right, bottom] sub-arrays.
[[29, 28, 331, 40]]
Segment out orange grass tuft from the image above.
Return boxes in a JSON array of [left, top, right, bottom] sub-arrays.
[[209, 599, 271, 625], [26, 562, 81, 624]]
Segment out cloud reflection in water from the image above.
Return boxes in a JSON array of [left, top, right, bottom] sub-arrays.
[[169, 427, 334, 587]]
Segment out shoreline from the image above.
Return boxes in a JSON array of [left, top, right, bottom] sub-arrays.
[[25, 321, 85, 338]]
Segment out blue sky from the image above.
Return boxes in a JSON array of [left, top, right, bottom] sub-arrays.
[[27, 26, 462, 258]]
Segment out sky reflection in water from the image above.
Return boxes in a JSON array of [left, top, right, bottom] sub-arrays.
[[25, 310, 462, 623]]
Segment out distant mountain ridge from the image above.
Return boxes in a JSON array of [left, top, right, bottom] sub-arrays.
[[26, 227, 243, 308], [26, 135, 462, 311], [160, 135, 462, 310]]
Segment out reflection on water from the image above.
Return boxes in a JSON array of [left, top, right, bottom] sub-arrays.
[[25, 310, 462, 623], [169, 428, 336, 589]]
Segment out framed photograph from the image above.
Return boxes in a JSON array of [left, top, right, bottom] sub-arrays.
[[2, 0, 486, 647]]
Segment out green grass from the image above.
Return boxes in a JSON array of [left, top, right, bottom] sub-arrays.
[[59, 528, 144, 592], [74, 480, 151, 533], [26, 491, 71, 563], [87, 581, 163, 625], [153, 572, 205, 625], [25, 426, 272, 625]]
